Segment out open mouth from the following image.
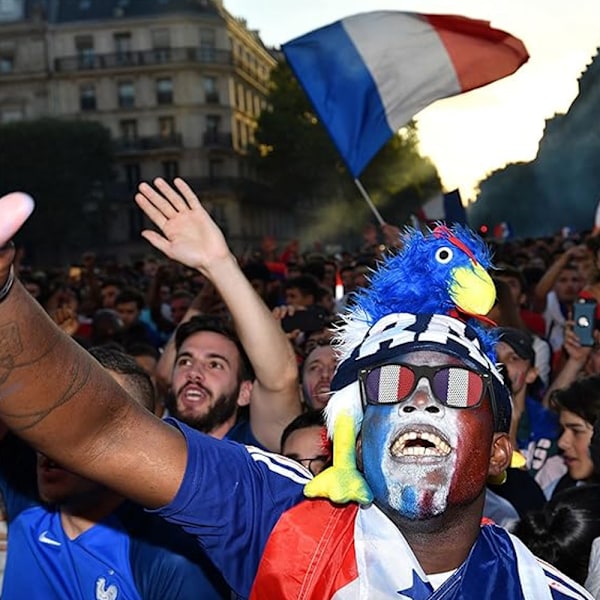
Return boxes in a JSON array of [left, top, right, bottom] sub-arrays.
[[390, 427, 451, 458], [181, 385, 209, 404]]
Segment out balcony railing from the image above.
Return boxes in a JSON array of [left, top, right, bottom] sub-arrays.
[[203, 131, 232, 148], [114, 133, 183, 153], [55, 47, 233, 73]]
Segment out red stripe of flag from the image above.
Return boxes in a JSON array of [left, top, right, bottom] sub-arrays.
[[425, 14, 529, 92]]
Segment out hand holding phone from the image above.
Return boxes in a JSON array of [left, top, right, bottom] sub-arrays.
[[573, 298, 597, 347], [281, 305, 329, 334]]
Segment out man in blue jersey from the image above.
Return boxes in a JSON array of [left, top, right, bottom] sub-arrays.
[[0, 346, 228, 599], [0, 186, 592, 599]]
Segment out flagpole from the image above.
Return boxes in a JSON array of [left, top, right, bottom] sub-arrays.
[[353, 178, 385, 226]]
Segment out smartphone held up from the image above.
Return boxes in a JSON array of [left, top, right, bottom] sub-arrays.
[[573, 298, 598, 347]]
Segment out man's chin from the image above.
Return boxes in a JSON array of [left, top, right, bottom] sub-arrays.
[[310, 393, 330, 411], [175, 411, 211, 432]]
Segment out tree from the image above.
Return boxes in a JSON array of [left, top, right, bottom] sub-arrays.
[[251, 61, 342, 202], [250, 62, 441, 244], [0, 118, 114, 265]]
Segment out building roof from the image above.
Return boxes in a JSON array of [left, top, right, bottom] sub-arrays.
[[47, 0, 221, 23]]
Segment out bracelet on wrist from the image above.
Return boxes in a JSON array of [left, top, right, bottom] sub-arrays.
[[0, 265, 15, 303]]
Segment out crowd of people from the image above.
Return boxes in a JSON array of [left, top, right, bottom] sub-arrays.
[[0, 179, 600, 598]]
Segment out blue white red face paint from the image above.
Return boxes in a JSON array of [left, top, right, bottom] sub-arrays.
[[360, 351, 494, 520]]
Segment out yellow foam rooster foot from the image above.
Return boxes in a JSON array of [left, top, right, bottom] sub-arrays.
[[304, 465, 373, 505]]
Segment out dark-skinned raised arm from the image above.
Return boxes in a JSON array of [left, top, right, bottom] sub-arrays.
[[0, 245, 186, 509]]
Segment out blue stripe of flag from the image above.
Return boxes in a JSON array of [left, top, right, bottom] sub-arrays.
[[283, 21, 393, 177]]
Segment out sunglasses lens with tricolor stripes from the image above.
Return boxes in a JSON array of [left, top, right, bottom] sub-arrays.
[[362, 364, 486, 409]]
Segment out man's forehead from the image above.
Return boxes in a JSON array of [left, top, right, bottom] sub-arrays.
[[306, 345, 336, 362], [392, 349, 469, 368], [182, 330, 239, 356], [495, 341, 523, 359], [497, 275, 521, 288]]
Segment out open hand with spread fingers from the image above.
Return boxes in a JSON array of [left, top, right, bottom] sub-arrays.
[[135, 177, 232, 276]]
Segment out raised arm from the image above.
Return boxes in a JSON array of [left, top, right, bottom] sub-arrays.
[[533, 246, 582, 310], [135, 178, 302, 451], [541, 324, 593, 407], [0, 193, 186, 509]]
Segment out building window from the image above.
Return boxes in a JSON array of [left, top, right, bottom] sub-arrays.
[[208, 158, 223, 182], [117, 81, 134, 108], [151, 28, 170, 61], [158, 116, 175, 139], [162, 161, 179, 179], [124, 163, 141, 191], [119, 119, 137, 142], [156, 78, 173, 105], [235, 119, 243, 149], [152, 28, 170, 49], [199, 28, 215, 61], [0, 107, 23, 123], [245, 90, 253, 116], [206, 114, 220, 134], [240, 123, 248, 150], [237, 84, 244, 111], [80, 84, 97, 111], [203, 76, 219, 103], [75, 35, 95, 69], [200, 28, 215, 47], [114, 32, 132, 64], [0, 54, 13, 72]]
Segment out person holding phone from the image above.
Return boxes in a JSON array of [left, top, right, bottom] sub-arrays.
[[549, 376, 600, 498], [542, 319, 600, 410], [573, 298, 598, 347], [495, 328, 564, 498]]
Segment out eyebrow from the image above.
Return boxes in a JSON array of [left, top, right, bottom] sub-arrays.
[[561, 421, 591, 430], [177, 350, 231, 366]]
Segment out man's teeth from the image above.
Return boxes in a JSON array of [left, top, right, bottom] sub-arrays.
[[391, 431, 451, 457]]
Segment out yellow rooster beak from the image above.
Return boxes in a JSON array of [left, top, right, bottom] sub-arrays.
[[449, 263, 495, 316]]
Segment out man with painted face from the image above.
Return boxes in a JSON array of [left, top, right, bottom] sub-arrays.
[[0, 190, 591, 599]]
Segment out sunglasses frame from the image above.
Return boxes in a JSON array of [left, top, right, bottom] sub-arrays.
[[358, 361, 494, 411]]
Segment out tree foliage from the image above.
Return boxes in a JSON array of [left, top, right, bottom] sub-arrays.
[[0, 118, 114, 263], [251, 61, 441, 242]]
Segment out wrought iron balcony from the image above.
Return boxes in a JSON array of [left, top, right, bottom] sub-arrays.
[[114, 133, 183, 153], [202, 131, 232, 148], [55, 47, 233, 72]]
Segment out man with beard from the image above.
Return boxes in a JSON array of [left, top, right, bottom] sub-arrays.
[[300, 342, 337, 410], [142, 178, 301, 451], [168, 314, 258, 443], [0, 189, 591, 599]]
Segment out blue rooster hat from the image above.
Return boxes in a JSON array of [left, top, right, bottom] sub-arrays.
[[304, 224, 513, 505], [330, 224, 511, 432]]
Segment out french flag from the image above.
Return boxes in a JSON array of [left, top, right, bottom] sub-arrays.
[[416, 189, 468, 226], [283, 12, 529, 178]]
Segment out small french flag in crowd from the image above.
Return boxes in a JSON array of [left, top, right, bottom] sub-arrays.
[[283, 12, 529, 178], [493, 221, 513, 240], [416, 189, 467, 226]]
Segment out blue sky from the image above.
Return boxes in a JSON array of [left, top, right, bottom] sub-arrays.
[[224, 0, 600, 202]]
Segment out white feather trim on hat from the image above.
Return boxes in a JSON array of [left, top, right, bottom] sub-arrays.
[[324, 380, 363, 438]]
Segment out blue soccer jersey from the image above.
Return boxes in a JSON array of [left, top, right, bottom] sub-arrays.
[[0, 498, 229, 600], [0, 435, 229, 600], [153, 419, 311, 599]]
